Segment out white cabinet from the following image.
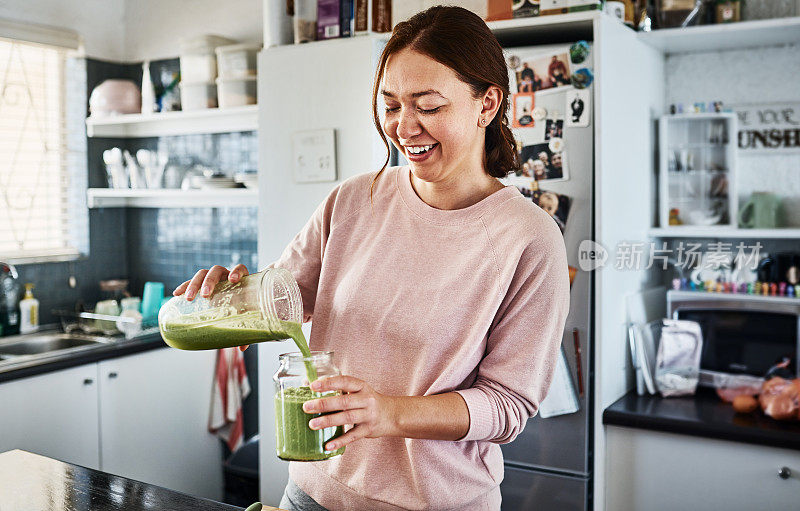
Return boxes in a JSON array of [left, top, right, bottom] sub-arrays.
[[0, 365, 100, 469], [98, 348, 222, 500], [0, 348, 222, 500], [606, 426, 800, 511]]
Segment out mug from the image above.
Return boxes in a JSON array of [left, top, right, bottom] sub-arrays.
[[142, 282, 165, 322], [738, 192, 782, 228]]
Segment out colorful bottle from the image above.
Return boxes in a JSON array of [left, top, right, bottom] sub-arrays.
[[19, 283, 39, 334]]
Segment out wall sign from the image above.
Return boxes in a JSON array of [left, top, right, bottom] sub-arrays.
[[734, 103, 800, 152]]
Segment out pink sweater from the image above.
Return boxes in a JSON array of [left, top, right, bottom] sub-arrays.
[[272, 166, 570, 510]]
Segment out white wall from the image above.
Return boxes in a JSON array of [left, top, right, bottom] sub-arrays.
[[0, 0, 126, 60], [123, 0, 262, 61], [0, 0, 262, 61], [256, 35, 387, 505]]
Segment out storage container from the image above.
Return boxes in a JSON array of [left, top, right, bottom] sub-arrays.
[[215, 43, 260, 79], [158, 268, 303, 350], [179, 34, 236, 83], [273, 351, 345, 461], [180, 81, 217, 110], [216, 76, 257, 108]]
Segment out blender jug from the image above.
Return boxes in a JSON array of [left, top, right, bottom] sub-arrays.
[[158, 268, 303, 350]]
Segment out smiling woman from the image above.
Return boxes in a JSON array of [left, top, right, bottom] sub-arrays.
[[175, 6, 570, 511]]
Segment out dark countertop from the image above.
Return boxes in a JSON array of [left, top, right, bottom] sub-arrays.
[[0, 449, 244, 511], [603, 389, 800, 451], [0, 331, 167, 384]]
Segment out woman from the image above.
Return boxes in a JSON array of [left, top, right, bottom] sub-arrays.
[[175, 6, 569, 510]]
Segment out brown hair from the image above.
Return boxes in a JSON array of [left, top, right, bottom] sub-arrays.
[[370, 5, 519, 197]]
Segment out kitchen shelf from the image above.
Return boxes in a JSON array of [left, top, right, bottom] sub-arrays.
[[85, 105, 258, 138], [87, 188, 258, 208], [487, 10, 600, 45], [667, 290, 800, 304], [639, 16, 800, 55], [648, 227, 800, 239]]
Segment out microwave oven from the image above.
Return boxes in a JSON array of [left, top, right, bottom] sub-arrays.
[[667, 290, 799, 378]]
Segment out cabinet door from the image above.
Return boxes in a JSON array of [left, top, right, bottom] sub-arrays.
[[0, 365, 99, 469], [606, 426, 800, 511], [98, 348, 222, 500]]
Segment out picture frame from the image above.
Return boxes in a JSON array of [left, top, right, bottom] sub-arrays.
[[519, 142, 569, 182], [512, 93, 536, 128]]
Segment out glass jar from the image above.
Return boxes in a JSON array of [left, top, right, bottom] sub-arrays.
[[273, 351, 345, 461], [158, 267, 303, 350]]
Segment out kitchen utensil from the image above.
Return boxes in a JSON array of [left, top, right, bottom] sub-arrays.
[[103, 148, 128, 188], [89, 79, 142, 117], [123, 150, 145, 189], [738, 191, 782, 228], [136, 149, 168, 188]]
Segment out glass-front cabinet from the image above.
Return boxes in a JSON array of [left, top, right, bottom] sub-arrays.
[[658, 113, 737, 228]]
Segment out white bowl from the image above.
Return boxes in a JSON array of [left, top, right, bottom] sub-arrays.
[[89, 79, 142, 116]]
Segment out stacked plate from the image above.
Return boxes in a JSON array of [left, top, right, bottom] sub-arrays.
[[199, 175, 239, 189]]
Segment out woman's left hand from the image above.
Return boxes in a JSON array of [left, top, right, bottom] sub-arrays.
[[302, 375, 398, 451]]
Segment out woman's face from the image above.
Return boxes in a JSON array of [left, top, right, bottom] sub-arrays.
[[380, 49, 499, 184]]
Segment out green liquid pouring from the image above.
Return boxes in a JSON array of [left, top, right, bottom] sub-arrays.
[[161, 310, 317, 381]]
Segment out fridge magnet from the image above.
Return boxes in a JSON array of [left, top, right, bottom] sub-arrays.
[[565, 89, 591, 128], [512, 93, 536, 128], [520, 142, 569, 182], [512, 50, 572, 93], [571, 68, 594, 89], [545, 119, 563, 140], [532, 106, 547, 121], [548, 137, 565, 154], [569, 40, 591, 64]]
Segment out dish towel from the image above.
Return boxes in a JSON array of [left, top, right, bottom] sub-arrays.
[[208, 347, 251, 451]]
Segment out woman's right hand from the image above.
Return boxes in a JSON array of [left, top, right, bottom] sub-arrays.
[[172, 264, 250, 301]]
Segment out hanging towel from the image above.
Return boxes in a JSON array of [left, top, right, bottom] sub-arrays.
[[209, 347, 251, 452]]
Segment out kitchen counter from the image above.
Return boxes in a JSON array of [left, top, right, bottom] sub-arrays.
[[0, 330, 167, 383], [0, 449, 280, 511], [603, 388, 800, 451]]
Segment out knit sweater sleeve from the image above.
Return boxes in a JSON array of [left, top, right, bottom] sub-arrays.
[[269, 184, 341, 323], [455, 218, 571, 444]]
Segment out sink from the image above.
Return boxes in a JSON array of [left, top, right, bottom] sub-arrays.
[[0, 332, 115, 362]]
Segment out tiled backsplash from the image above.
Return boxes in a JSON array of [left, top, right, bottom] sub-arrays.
[[126, 207, 259, 294]]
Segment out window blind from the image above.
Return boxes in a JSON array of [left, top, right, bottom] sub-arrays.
[[0, 37, 86, 263]]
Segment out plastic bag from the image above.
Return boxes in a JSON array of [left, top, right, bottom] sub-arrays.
[[654, 319, 703, 397]]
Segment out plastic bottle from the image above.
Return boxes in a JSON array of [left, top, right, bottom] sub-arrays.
[[0, 263, 20, 336], [141, 61, 156, 114], [19, 283, 39, 334]]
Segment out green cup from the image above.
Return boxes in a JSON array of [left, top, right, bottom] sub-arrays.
[[738, 192, 782, 228]]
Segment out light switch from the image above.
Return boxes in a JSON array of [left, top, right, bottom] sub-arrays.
[[292, 129, 337, 183]]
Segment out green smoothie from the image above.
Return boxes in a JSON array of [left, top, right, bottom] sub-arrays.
[[161, 309, 317, 381], [274, 386, 345, 461]]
